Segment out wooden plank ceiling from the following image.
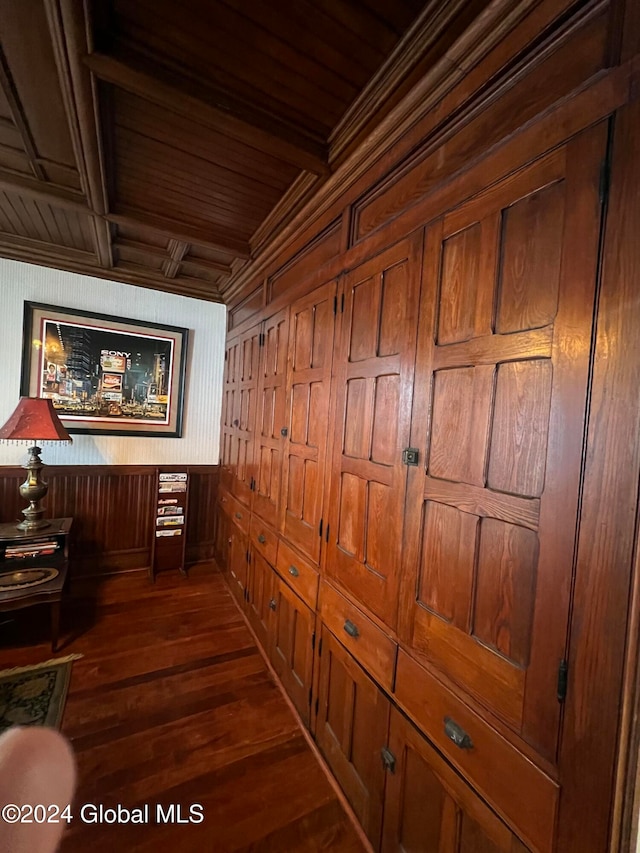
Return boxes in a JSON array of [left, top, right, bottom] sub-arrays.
[[0, 0, 479, 302]]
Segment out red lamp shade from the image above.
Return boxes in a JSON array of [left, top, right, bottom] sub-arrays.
[[0, 397, 72, 443]]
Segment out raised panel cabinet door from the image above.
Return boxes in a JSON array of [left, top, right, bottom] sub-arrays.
[[220, 336, 239, 493], [231, 321, 262, 508], [253, 308, 290, 527], [270, 577, 315, 726], [281, 279, 337, 564], [325, 234, 423, 630], [227, 524, 248, 607], [246, 549, 276, 653], [382, 708, 529, 853], [398, 123, 608, 764], [315, 625, 391, 850]]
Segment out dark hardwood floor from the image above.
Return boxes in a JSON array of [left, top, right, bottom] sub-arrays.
[[0, 565, 367, 852]]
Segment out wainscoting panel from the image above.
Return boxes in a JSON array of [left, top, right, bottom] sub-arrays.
[[0, 465, 219, 577], [186, 466, 220, 564]]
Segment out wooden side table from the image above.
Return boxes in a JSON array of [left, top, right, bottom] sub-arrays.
[[0, 518, 73, 652]]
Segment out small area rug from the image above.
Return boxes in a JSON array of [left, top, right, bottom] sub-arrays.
[[0, 655, 81, 733]]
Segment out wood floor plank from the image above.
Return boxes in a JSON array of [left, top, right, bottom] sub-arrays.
[[0, 565, 366, 852]]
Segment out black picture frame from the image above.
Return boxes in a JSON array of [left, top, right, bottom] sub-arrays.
[[21, 302, 189, 437]]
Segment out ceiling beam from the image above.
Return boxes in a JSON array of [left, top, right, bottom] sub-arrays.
[[180, 254, 233, 277], [84, 52, 329, 177], [115, 260, 223, 300], [114, 237, 170, 262], [91, 217, 113, 268], [113, 237, 232, 279], [163, 239, 188, 279], [0, 232, 223, 302], [0, 46, 46, 181], [0, 167, 89, 211], [46, 0, 114, 268], [0, 231, 95, 264], [107, 208, 251, 259]]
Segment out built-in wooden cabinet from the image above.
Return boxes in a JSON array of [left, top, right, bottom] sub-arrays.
[[275, 537, 319, 611], [270, 574, 316, 727], [215, 5, 640, 846], [221, 321, 261, 508], [280, 279, 337, 566], [252, 308, 289, 528], [213, 503, 229, 580], [245, 548, 276, 652], [315, 625, 391, 849], [399, 122, 608, 769], [382, 708, 529, 853], [325, 235, 423, 631], [226, 522, 248, 607], [218, 510, 317, 725], [319, 581, 397, 694]]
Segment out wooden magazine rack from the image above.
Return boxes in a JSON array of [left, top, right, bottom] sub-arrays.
[[149, 468, 189, 581]]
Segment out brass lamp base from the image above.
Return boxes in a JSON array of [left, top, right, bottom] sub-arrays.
[[17, 445, 50, 531], [16, 511, 51, 532]]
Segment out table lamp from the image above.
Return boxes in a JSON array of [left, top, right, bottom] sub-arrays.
[[0, 397, 72, 531]]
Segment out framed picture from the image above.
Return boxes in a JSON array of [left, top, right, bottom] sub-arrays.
[[21, 302, 189, 437]]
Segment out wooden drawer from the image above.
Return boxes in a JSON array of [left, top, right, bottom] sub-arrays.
[[319, 581, 397, 692], [394, 650, 558, 853], [225, 490, 249, 535], [219, 467, 233, 494], [218, 487, 234, 520], [249, 516, 278, 566], [276, 538, 319, 609]]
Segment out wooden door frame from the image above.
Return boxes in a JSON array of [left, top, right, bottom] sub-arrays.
[[558, 97, 640, 852], [609, 93, 640, 851], [617, 528, 640, 852]]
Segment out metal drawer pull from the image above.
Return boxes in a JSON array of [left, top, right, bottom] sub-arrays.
[[257, 534, 266, 544], [343, 620, 359, 639], [288, 565, 299, 577], [268, 599, 277, 611], [235, 512, 242, 519], [444, 717, 473, 750]]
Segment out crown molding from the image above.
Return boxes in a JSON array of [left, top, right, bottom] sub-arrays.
[[328, 0, 471, 164], [224, 0, 541, 305], [235, 171, 322, 279]]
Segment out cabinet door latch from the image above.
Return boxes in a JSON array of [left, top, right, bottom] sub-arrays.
[[402, 447, 420, 466], [557, 658, 568, 703], [381, 747, 396, 773]]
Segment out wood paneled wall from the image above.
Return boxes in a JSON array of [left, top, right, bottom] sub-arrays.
[[0, 464, 218, 576], [215, 0, 640, 850]]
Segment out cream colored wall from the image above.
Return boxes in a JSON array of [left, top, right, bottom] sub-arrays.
[[0, 259, 226, 465]]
